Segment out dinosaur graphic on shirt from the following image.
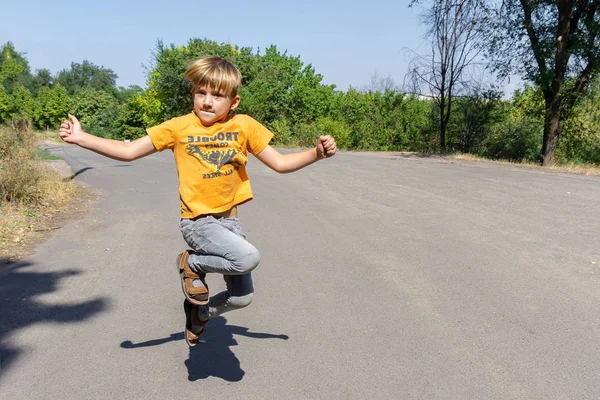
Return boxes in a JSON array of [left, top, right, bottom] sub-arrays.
[[186, 145, 240, 176]]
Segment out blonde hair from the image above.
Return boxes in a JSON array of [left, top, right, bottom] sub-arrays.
[[184, 56, 242, 98]]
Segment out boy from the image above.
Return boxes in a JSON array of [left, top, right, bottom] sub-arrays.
[[59, 56, 337, 346]]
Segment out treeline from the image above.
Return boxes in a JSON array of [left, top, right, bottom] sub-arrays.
[[0, 42, 145, 141], [1, 40, 598, 164]]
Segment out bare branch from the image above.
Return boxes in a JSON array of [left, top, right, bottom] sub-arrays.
[[405, 0, 485, 151]]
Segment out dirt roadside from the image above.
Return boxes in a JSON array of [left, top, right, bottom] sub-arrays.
[[1, 158, 99, 265]]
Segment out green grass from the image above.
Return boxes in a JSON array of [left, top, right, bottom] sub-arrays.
[[33, 148, 61, 161]]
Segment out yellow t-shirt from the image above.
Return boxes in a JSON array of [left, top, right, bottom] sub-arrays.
[[147, 112, 273, 218]]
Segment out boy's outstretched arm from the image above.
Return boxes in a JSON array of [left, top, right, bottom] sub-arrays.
[[59, 114, 157, 162], [255, 135, 336, 173]]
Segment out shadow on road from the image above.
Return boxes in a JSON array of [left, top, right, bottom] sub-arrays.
[[65, 164, 132, 181], [120, 316, 289, 382], [0, 258, 108, 376], [66, 166, 94, 181]]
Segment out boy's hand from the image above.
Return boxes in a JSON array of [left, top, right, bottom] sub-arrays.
[[59, 114, 85, 144], [317, 135, 337, 159]]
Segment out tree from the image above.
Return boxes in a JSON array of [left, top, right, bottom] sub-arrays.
[[114, 93, 147, 141], [0, 42, 32, 95], [287, 63, 336, 125], [0, 85, 11, 123], [11, 84, 36, 121], [116, 85, 144, 103], [239, 46, 336, 126], [484, 0, 600, 165], [72, 86, 118, 128], [34, 84, 71, 130], [407, 0, 484, 152], [146, 41, 193, 121], [237, 46, 299, 124], [147, 39, 336, 133], [56, 60, 118, 95], [30, 68, 54, 96], [147, 39, 258, 122]]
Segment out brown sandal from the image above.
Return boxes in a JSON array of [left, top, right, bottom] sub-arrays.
[[177, 250, 209, 305], [184, 300, 208, 347]]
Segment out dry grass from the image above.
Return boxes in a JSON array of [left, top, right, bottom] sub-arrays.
[[451, 153, 600, 176], [35, 128, 63, 143], [0, 127, 84, 263], [546, 162, 600, 176]]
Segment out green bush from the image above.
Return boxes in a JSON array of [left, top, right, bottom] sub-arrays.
[[269, 117, 350, 149], [269, 118, 293, 145], [293, 121, 321, 147], [482, 118, 542, 162], [556, 78, 600, 165], [86, 105, 120, 139], [119, 126, 146, 141], [72, 87, 118, 128], [313, 117, 351, 149]]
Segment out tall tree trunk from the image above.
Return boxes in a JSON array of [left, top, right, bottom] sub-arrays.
[[489, 0, 599, 164], [541, 107, 561, 165], [539, 1, 569, 166], [439, 100, 447, 152], [540, 85, 564, 166]]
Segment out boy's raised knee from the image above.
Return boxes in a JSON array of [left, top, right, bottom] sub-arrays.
[[232, 247, 261, 274], [229, 292, 254, 309], [245, 247, 261, 271]]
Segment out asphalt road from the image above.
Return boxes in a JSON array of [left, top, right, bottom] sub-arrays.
[[2, 144, 600, 399]]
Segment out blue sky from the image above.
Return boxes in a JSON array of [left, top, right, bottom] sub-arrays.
[[3, 0, 433, 91], [4, 0, 520, 95]]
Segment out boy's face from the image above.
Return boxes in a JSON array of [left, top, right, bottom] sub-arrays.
[[192, 85, 240, 125]]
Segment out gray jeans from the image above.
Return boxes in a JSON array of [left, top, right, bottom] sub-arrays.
[[179, 216, 260, 320]]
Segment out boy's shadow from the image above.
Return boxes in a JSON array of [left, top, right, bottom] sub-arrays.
[[1, 259, 108, 375], [120, 316, 289, 382]]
